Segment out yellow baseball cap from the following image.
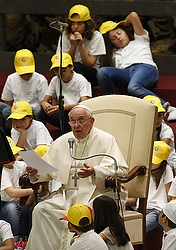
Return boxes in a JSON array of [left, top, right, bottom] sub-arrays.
[[34, 145, 50, 157], [99, 20, 127, 35], [143, 95, 166, 113], [6, 136, 23, 155], [68, 4, 91, 22], [14, 49, 35, 75], [7, 101, 33, 120], [152, 141, 171, 164], [60, 203, 92, 227], [50, 53, 73, 70]]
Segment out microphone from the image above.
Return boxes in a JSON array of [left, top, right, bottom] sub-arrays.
[[68, 138, 75, 154], [67, 138, 119, 202], [50, 21, 68, 29]]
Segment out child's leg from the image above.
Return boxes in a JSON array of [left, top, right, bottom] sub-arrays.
[[0, 201, 20, 236]]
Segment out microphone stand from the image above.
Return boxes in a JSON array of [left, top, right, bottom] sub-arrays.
[[50, 21, 65, 134], [68, 140, 121, 207]]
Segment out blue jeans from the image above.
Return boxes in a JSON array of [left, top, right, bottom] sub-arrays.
[[146, 209, 162, 233], [0, 201, 20, 236], [97, 64, 170, 109], [35, 106, 71, 133]]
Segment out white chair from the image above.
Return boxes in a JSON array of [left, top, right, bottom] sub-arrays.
[[81, 95, 157, 250]]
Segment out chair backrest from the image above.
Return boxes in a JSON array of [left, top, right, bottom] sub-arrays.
[[81, 95, 157, 199]]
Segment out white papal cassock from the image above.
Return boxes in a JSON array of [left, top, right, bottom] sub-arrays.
[[26, 127, 128, 250]]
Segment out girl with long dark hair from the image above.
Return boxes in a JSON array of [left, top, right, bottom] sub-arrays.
[[97, 12, 176, 121], [93, 195, 134, 249]]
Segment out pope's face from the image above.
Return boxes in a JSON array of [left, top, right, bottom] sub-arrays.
[[69, 108, 94, 140]]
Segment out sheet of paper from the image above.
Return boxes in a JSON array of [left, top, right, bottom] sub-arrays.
[[19, 150, 59, 175]]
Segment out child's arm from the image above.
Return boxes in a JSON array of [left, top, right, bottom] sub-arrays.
[[125, 12, 145, 36], [12, 120, 25, 148], [4, 186, 33, 198], [165, 182, 172, 202], [0, 238, 14, 250], [99, 232, 108, 242]]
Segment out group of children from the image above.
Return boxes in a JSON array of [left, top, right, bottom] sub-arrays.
[[0, 2, 176, 250]]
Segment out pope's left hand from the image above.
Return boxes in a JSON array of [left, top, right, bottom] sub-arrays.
[[77, 163, 94, 178]]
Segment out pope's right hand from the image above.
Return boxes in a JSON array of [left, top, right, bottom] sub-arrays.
[[26, 166, 38, 176]]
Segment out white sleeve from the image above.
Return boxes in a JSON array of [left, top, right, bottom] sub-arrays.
[[0, 220, 13, 243], [46, 77, 58, 99], [168, 177, 176, 197], [36, 75, 48, 102], [1, 75, 14, 101], [1, 168, 13, 191]]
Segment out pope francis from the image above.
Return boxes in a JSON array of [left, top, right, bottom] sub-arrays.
[[26, 104, 129, 250]]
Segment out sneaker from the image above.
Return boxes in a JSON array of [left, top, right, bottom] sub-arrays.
[[167, 107, 176, 121], [14, 237, 28, 250]]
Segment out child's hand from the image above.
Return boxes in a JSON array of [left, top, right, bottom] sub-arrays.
[[70, 235, 79, 245], [12, 120, 26, 132], [69, 33, 80, 46], [26, 166, 38, 176], [46, 105, 59, 115]]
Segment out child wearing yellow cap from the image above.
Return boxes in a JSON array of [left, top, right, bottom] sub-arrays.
[[39, 52, 92, 133], [145, 141, 174, 233], [0, 49, 48, 132], [97, 12, 176, 121], [56, 4, 106, 87], [60, 203, 108, 250], [7, 100, 53, 151], [144, 95, 176, 175], [0, 136, 34, 241]]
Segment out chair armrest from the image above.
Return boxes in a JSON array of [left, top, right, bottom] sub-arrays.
[[105, 165, 146, 188]]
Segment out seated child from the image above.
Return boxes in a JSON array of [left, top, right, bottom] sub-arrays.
[[93, 195, 134, 250], [158, 200, 176, 250], [60, 203, 108, 250], [127, 141, 174, 233], [7, 100, 53, 150], [0, 137, 33, 240]]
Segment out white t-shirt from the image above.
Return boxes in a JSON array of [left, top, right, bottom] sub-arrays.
[[56, 30, 106, 70], [156, 120, 176, 170], [46, 72, 92, 104], [101, 227, 134, 250], [168, 177, 176, 197], [11, 120, 53, 150], [113, 30, 157, 69], [1, 72, 48, 108], [161, 228, 176, 250], [0, 220, 13, 246], [147, 165, 174, 211], [70, 230, 108, 250], [1, 161, 27, 204]]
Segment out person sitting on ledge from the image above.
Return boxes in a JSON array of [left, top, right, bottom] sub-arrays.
[[97, 12, 176, 121]]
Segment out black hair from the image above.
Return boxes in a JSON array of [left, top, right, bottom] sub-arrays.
[[101, 25, 134, 67], [151, 160, 167, 189], [93, 196, 130, 246], [162, 213, 176, 228], [66, 14, 96, 40], [70, 217, 93, 232]]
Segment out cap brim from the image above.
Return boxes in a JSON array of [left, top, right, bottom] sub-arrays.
[[152, 155, 162, 164], [60, 216, 69, 221], [16, 65, 35, 75], [7, 113, 27, 120], [100, 20, 127, 35]]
